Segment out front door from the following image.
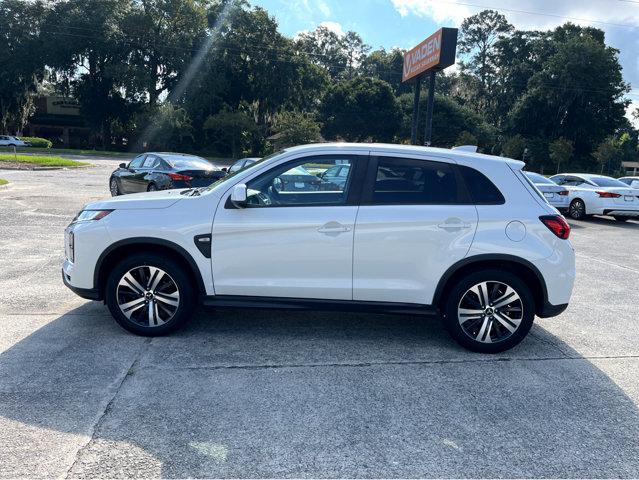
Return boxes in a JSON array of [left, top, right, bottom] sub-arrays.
[[353, 154, 478, 305], [211, 153, 366, 300]]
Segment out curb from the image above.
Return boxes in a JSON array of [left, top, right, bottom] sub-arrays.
[[0, 165, 93, 171]]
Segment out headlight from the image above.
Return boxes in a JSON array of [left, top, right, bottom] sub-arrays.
[[72, 209, 113, 223]]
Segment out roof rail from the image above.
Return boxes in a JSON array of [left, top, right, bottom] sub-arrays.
[[451, 145, 478, 152]]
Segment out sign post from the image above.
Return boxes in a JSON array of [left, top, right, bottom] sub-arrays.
[[402, 27, 458, 146]]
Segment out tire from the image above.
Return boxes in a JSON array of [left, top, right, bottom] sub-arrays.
[[568, 199, 586, 220], [105, 253, 195, 336], [147, 183, 158, 192], [614, 216, 628, 222], [109, 177, 120, 196], [442, 269, 535, 353]]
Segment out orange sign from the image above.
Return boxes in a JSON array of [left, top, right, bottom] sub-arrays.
[[402, 28, 458, 82]]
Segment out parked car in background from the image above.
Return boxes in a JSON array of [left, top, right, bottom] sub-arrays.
[[109, 153, 225, 196], [228, 157, 260, 174], [618, 176, 639, 189], [64, 143, 575, 353], [550, 173, 639, 221], [0, 135, 30, 147], [320, 163, 351, 190], [523, 171, 569, 211]]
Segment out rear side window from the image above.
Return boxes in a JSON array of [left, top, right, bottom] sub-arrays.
[[370, 157, 469, 205], [457, 165, 505, 205]]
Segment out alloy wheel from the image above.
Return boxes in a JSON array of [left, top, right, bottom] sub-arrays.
[[116, 266, 180, 327], [110, 178, 119, 196], [569, 200, 585, 220], [457, 281, 523, 344]]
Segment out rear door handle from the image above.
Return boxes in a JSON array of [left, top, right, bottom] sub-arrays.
[[438, 218, 472, 231], [318, 221, 351, 235]]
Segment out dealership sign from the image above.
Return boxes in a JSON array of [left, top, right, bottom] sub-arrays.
[[402, 28, 458, 82]]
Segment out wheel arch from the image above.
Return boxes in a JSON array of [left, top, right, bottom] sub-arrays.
[[94, 237, 206, 300], [433, 254, 548, 316]]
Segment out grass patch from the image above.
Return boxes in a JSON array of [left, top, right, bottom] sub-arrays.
[[0, 146, 131, 158], [0, 154, 90, 167], [0, 178, 8, 186]]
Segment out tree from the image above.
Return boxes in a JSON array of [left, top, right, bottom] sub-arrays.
[[320, 77, 401, 142], [123, 0, 210, 105], [592, 138, 619, 174], [456, 131, 478, 147], [509, 26, 629, 163], [501, 135, 526, 159], [271, 111, 322, 150], [296, 26, 348, 79], [0, 0, 47, 134], [143, 104, 194, 151], [549, 138, 574, 174], [203, 109, 258, 158], [458, 10, 513, 116], [360, 48, 410, 95]]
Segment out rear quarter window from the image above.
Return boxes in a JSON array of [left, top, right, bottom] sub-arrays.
[[457, 165, 505, 205]]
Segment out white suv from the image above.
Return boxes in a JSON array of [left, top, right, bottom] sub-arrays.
[[63, 144, 575, 353]]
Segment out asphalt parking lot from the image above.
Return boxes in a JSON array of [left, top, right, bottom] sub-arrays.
[[1, 160, 639, 478]]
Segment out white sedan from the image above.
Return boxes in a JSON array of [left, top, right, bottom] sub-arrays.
[[618, 176, 639, 189], [550, 173, 639, 221], [523, 171, 570, 211], [0, 135, 30, 147]]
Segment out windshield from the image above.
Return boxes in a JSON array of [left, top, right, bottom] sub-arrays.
[[524, 171, 554, 185], [163, 156, 214, 170], [587, 176, 628, 188], [201, 150, 285, 192]]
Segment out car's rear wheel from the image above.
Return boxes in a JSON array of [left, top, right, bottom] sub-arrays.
[[147, 183, 158, 192], [105, 254, 195, 336], [443, 270, 535, 353], [568, 199, 586, 220], [109, 177, 120, 196]]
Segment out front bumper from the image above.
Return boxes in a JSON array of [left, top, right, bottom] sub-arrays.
[[62, 269, 101, 300]]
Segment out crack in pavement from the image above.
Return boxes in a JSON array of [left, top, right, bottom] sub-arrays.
[[63, 338, 152, 479]]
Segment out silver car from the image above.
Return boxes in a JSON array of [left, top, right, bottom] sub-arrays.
[[524, 171, 570, 211]]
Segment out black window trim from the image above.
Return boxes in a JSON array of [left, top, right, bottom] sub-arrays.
[[225, 154, 369, 209], [360, 154, 474, 206]]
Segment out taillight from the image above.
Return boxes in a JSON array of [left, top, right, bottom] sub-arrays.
[[168, 172, 193, 181], [558, 190, 569, 196], [596, 191, 621, 198], [540, 215, 571, 240]]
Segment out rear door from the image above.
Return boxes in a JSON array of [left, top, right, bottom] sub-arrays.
[[353, 153, 478, 305]]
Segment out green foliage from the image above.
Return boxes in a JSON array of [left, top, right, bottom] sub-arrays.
[[549, 138, 574, 174], [271, 111, 322, 150], [501, 135, 526, 159], [592, 138, 620, 174], [321, 77, 401, 142], [0, 178, 8, 186], [20, 137, 52, 148], [456, 131, 478, 147], [144, 104, 194, 151], [203, 109, 258, 158], [0, 154, 89, 167]]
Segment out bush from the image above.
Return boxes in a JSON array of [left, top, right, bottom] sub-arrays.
[[19, 137, 52, 148]]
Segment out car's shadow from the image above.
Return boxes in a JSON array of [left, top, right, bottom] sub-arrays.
[[570, 216, 639, 230], [2, 302, 639, 477]]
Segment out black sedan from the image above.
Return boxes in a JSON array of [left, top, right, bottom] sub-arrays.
[[109, 153, 226, 196]]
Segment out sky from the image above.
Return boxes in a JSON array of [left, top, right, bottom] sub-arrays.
[[250, 0, 639, 127]]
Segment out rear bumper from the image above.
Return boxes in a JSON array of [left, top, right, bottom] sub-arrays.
[[62, 269, 101, 301]]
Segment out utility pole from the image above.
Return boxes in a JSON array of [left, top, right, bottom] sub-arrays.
[[423, 70, 436, 147], [410, 76, 421, 145]]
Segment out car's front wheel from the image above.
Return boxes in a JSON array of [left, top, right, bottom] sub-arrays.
[[443, 270, 535, 353], [105, 254, 195, 336], [109, 177, 120, 196]]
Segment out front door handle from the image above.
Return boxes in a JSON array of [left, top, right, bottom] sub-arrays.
[[317, 221, 351, 235]]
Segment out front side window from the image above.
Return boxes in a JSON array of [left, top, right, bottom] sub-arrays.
[[244, 156, 357, 207], [129, 155, 146, 169], [369, 157, 467, 205]]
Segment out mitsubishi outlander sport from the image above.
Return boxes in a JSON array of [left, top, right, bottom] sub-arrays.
[[63, 144, 575, 353]]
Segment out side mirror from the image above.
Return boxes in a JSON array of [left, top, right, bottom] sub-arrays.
[[221, 167, 228, 173], [119, 163, 127, 169], [230, 184, 247, 208]]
